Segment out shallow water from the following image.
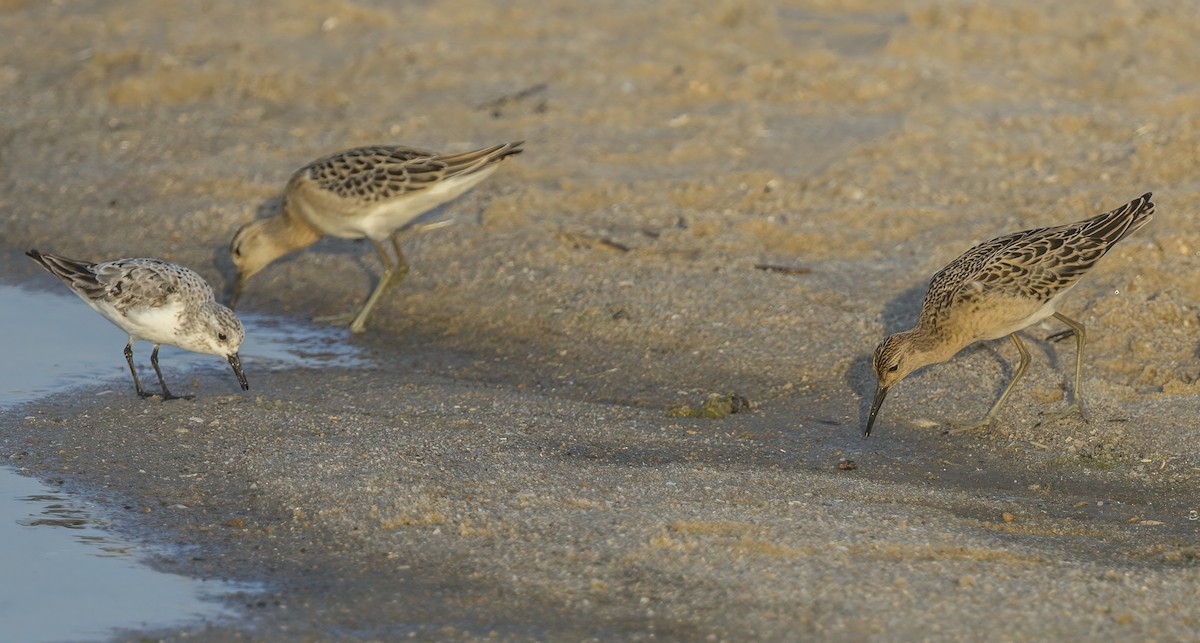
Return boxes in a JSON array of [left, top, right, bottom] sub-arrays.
[[0, 283, 365, 404], [0, 472, 255, 642], [0, 283, 366, 641]]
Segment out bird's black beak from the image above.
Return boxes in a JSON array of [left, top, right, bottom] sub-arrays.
[[863, 385, 888, 438], [228, 353, 249, 391]]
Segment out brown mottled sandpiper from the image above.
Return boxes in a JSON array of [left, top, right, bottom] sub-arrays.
[[230, 141, 523, 333], [864, 192, 1154, 437]]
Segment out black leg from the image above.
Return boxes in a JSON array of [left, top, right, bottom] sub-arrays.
[[151, 344, 193, 401], [124, 341, 152, 398]]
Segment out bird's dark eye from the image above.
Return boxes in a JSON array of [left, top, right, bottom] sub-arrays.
[[233, 245, 242, 258], [887, 364, 899, 373], [219, 333, 228, 341]]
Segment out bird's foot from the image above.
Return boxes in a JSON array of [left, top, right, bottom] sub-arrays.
[[313, 310, 359, 327], [314, 308, 371, 333], [1037, 402, 1086, 426], [138, 389, 193, 401], [947, 418, 995, 435]]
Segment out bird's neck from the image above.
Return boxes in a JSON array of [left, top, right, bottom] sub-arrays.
[[904, 324, 970, 369], [275, 204, 323, 253]]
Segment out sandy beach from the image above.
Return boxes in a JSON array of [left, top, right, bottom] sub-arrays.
[[2, 0, 1199, 639]]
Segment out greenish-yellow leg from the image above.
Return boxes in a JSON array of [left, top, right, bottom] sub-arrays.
[[349, 235, 410, 333], [315, 234, 410, 333], [1039, 311, 1087, 424], [950, 332, 1030, 434]]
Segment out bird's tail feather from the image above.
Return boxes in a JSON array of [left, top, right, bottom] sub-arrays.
[[26, 249, 106, 298], [439, 141, 524, 178], [1084, 191, 1154, 246]]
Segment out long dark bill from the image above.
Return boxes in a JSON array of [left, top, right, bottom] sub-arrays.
[[863, 385, 889, 438], [228, 276, 246, 310], [228, 353, 250, 391]]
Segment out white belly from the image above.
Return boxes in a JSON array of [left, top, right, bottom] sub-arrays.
[[88, 298, 184, 345]]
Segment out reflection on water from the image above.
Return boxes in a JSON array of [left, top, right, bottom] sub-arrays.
[[239, 309, 368, 370], [0, 283, 366, 640], [19, 494, 97, 530], [0, 472, 254, 642]]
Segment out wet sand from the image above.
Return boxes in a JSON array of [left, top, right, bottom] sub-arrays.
[[2, 0, 1199, 639]]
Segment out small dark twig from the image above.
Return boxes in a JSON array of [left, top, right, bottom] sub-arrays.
[[555, 231, 630, 252], [476, 82, 549, 114], [1045, 329, 1075, 343], [754, 263, 812, 275]]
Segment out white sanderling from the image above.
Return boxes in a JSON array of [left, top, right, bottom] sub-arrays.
[[229, 141, 524, 333], [26, 249, 249, 399]]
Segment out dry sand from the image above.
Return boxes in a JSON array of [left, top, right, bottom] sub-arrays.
[[1, 0, 1199, 639]]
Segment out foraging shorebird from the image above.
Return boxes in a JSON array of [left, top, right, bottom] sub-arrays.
[[27, 249, 249, 399], [864, 192, 1154, 437], [229, 141, 524, 333]]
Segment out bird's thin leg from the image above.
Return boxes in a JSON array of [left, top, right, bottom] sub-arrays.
[[315, 239, 399, 332], [387, 232, 411, 287], [151, 344, 193, 401], [316, 236, 411, 333], [951, 333, 1030, 434], [346, 237, 407, 334], [1040, 312, 1087, 424], [984, 333, 1032, 424], [124, 340, 152, 398]]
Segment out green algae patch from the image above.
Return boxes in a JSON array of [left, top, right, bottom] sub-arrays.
[[667, 393, 751, 419]]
